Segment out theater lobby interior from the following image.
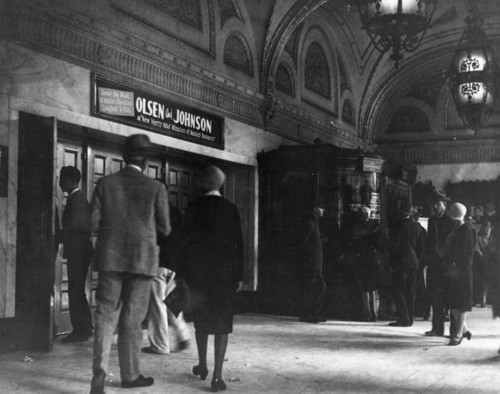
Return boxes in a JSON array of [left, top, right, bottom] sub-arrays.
[[1, 0, 500, 393]]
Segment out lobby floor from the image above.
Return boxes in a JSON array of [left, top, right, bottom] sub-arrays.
[[2, 307, 500, 393]]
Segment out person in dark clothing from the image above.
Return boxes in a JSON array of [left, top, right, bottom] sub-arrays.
[[57, 166, 94, 343], [177, 165, 244, 392], [424, 190, 458, 337], [443, 203, 475, 346], [389, 202, 426, 327], [346, 206, 381, 322], [297, 199, 327, 324]]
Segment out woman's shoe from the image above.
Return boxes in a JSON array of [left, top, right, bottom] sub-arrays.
[[192, 365, 208, 380], [449, 337, 462, 346], [463, 331, 472, 341], [211, 378, 227, 392]]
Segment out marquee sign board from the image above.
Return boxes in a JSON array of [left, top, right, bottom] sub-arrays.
[[91, 74, 224, 149]]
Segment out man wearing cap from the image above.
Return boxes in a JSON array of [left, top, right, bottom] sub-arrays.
[[423, 190, 457, 337], [90, 134, 170, 393], [297, 199, 327, 323], [388, 201, 426, 327]]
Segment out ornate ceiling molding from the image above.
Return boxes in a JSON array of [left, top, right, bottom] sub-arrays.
[[261, 0, 329, 94], [4, 0, 362, 149], [7, 1, 261, 125], [265, 100, 363, 148], [219, 0, 243, 28], [110, 0, 216, 58]]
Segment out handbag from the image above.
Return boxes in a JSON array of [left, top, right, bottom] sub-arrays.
[[164, 279, 190, 317]]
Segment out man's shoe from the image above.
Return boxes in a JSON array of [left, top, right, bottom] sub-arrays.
[[178, 340, 189, 351], [389, 321, 410, 327], [424, 330, 443, 337], [61, 333, 90, 343], [141, 347, 167, 355], [121, 374, 154, 388]]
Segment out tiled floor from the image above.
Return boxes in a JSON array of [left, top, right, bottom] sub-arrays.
[[2, 307, 500, 393]]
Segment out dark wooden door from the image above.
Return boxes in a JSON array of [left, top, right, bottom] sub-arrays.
[[224, 166, 255, 289], [166, 162, 198, 214], [17, 112, 57, 351]]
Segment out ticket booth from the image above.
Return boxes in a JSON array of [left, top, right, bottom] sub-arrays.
[[256, 144, 415, 319]]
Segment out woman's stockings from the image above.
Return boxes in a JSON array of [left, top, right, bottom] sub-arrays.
[[213, 333, 228, 380]]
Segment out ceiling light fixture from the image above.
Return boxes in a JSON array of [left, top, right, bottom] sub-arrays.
[[449, 13, 498, 133], [354, 0, 438, 68]]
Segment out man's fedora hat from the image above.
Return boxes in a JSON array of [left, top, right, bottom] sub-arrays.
[[432, 189, 450, 202], [400, 200, 414, 216], [123, 134, 152, 156]]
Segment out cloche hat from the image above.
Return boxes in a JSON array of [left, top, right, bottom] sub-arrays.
[[447, 202, 467, 221], [198, 165, 225, 191]]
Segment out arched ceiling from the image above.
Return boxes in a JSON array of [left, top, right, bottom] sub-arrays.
[[262, 0, 500, 161]]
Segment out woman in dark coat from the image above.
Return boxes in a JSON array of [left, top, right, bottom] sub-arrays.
[[178, 165, 244, 392], [443, 202, 475, 346], [346, 206, 381, 321]]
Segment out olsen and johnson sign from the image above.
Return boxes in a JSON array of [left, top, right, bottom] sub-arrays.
[[91, 74, 224, 149]]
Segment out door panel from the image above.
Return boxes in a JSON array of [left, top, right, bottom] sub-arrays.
[[17, 112, 57, 351], [225, 167, 256, 290], [167, 163, 197, 214]]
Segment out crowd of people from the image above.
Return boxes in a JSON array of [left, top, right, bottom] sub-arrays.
[[56, 133, 500, 393], [295, 188, 500, 350], [57, 134, 243, 393]]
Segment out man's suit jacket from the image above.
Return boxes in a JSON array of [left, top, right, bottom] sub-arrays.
[[391, 217, 426, 270], [91, 166, 171, 276], [61, 189, 92, 252]]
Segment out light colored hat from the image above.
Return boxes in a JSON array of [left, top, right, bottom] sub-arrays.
[[360, 206, 371, 217], [198, 165, 225, 191], [447, 202, 467, 220]]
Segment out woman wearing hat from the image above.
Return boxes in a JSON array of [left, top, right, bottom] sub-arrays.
[[177, 165, 244, 392], [442, 202, 475, 346]]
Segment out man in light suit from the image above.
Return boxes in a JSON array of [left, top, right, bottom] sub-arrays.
[[90, 134, 170, 393]]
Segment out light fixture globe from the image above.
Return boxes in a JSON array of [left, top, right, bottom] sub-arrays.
[[355, 0, 438, 68], [449, 15, 498, 132]]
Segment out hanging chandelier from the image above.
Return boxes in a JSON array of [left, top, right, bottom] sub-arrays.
[[354, 0, 438, 68], [449, 14, 498, 133]]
